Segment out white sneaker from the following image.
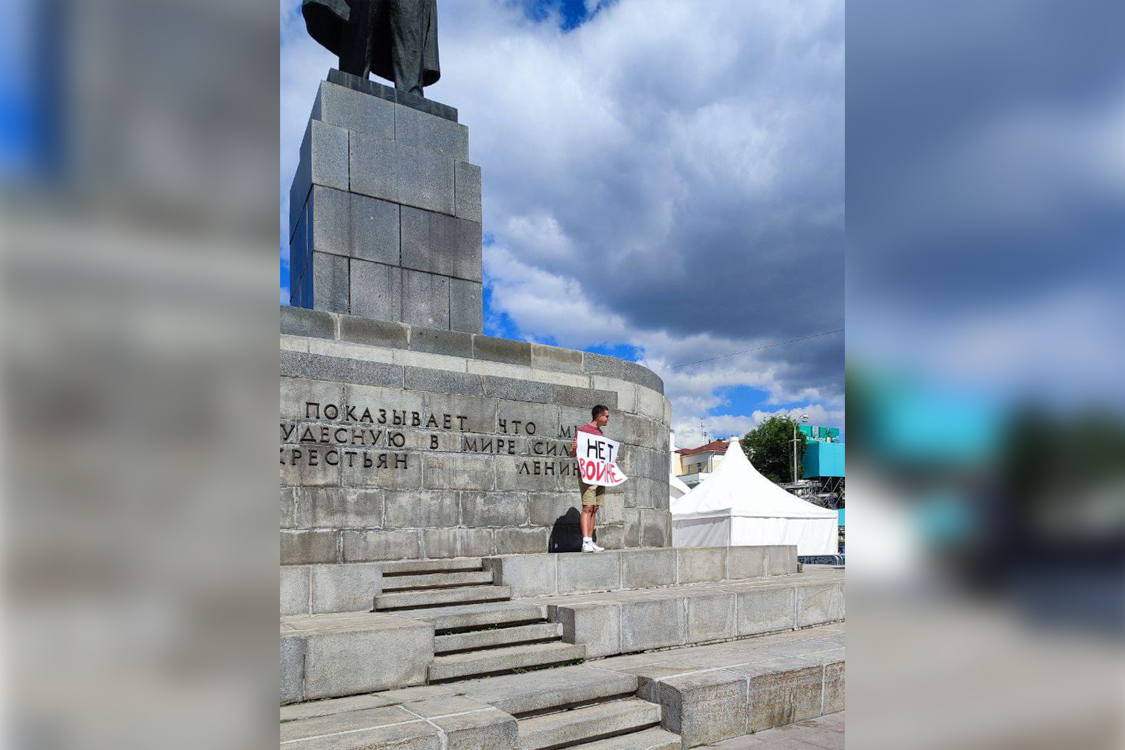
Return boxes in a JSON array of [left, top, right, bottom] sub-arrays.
[[589, 541, 605, 552], [581, 540, 597, 553]]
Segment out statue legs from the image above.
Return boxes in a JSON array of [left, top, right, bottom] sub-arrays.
[[388, 0, 427, 96], [338, 0, 375, 78], [331, 0, 429, 96]]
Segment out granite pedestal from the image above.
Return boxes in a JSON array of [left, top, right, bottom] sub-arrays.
[[289, 71, 483, 333], [281, 306, 673, 564]]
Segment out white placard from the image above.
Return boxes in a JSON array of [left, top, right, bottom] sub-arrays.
[[575, 430, 628, 487]]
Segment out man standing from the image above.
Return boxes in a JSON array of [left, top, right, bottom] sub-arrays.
[[569, 405, 610, 553]]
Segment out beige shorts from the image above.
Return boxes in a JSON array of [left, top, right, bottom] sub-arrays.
[[579, 481, 605, 507]]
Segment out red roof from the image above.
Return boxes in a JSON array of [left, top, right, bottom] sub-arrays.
[[676, 440, 729, 456]]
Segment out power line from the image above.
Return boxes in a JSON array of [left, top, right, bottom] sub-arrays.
[[668, 328, 844, 370]]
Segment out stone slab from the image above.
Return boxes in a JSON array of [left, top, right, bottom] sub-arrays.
[[350, 193, 401, 265], [736, 585, 797, 637], [409, 327, 474, 358], [281, 705, 417, 743], [350, 133, 455, 216], [350, 259, 402, 321], [677, 547, 726, 585], [658, 669, 749, 747], [552, 601, 621, 658], [309, 563, 384, 614], [539, 569, 842, 657], [518, 697, 658, 750], [583, 352, 664, 395], [460, 491, 529, 528], [454, 160, 482, 222], [823, 660, 845, 714], [455, 664, 638, 716], [588, 623, 845, 745], [309, 184, 350, 257], [400, 206, 482, 282], [313, 79, 395, 138], [429, 641, 585, 682], [304, 118, 349, 193], [395, 103, 469, 160], [383, 490, 460, 528], [728, 546, 769, 580], [342, 529, 422, 562], [402, 269, 450, 329], [557, 552, 621, 594], [282, 566, 310, 615], [492, 527, 549, 555], [311, 251, 350, 314], [280, 351, 404, 389], [281, 631, 305, 704], [796, 581, 845, 627], [283, 614, 434, 701], [409, 601, 548, 631], [328, 69, 458, 122], [279, 307, 666, 393], [484, 553, 556, 597], [531, 344, 585, 374], [431, 707, 518, 750], [767, 545, 798, 576], [620, 548, 677, 589], [620, 597, 685, 652], [740, 661, 826, 733], [281, 530, 339, 565], [484, 547, 801, 601], [687, 593, 738, 643], [338, 316, 410, 348], [281, 306, 335, 340], [449, 279, 483, 334]]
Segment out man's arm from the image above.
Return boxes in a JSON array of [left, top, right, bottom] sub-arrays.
[[569, 433, 577, 458]]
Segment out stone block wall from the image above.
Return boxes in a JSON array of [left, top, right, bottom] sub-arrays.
[[280, 306, 672, 562], [288, 72, 483, 333]]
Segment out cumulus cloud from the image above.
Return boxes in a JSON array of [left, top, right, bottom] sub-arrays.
[[280, 0, 844, 449]]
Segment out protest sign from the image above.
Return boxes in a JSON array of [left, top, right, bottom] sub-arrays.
[[575, 430, 628, 487]]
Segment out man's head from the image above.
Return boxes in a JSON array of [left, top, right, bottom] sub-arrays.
[[591, 404, 610, 428]]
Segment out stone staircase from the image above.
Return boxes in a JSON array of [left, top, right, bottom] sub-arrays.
[[517, 697, 677, 750], [280, 550, 844, 750], [366, 558, 678, 748], [376, 557, 588, 682], [453, 663, 681, 750], [519, 697, 670, 750]]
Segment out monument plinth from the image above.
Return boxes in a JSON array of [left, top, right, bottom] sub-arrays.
[[288, 70, 482, 333]]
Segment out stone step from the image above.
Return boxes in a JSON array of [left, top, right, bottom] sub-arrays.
[[519, 698, 662, 750], [409, 601, 548, 631], [456, 664, 640, 717], [382, 570, 495, 591], [381, 557, 483, 576], [434, 621, 563, 654], [428, 641, 586, 682], [568, 727, 682, 750], [374, 585, 511, 611]]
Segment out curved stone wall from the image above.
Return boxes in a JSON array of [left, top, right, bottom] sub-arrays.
[[280, 306, 672, 563]]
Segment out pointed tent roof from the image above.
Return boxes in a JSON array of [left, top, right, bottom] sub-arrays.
[[671, 439, 837, 521], [669, 472, 691, 500]]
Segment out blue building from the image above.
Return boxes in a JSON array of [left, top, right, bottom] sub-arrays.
[[803, 440, 845, 478]]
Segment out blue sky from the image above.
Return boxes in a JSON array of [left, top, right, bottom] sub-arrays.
[[280, 0, 845, 446]]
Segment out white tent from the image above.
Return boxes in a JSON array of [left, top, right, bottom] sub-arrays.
[[668, 427, 691, 503], [669, 473, 690, 502], [671, 439, 838, 555]]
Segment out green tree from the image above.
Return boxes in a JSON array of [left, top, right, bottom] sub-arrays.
[[742, 416, 807, 484]]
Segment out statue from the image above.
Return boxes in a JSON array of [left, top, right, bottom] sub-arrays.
[[302, 0, 441, 97]]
